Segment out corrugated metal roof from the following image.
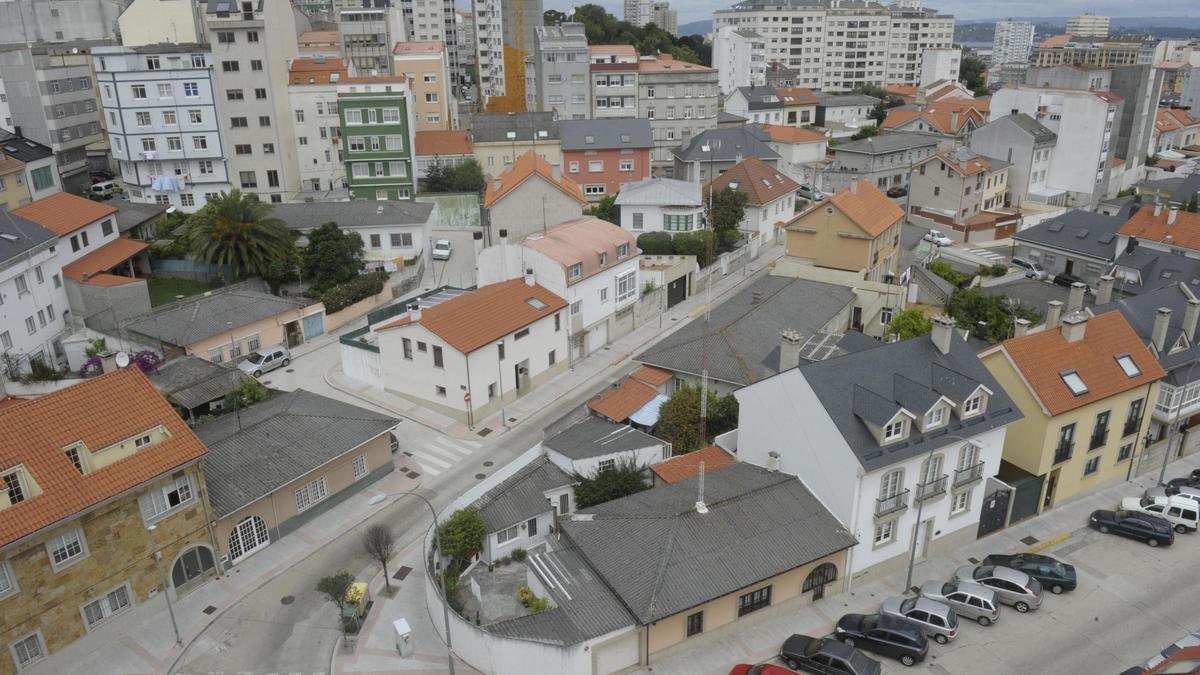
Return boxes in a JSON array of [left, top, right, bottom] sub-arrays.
[[470, 456, 574, 532], [614, 177, 702, 207], [149, 356, 247, 411], [544, 418, 663, 460]]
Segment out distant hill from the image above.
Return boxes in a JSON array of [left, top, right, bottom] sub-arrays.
[[678, 19, 712, 37]]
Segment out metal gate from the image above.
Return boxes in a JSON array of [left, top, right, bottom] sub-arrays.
[[302, 312, 325, 339], [977, 488, 1011, 538], [666, 276, 688, 307], [1008, 474, 1045, 525]]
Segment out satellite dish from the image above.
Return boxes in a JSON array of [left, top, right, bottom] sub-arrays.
[[115, 351, 130, 368]]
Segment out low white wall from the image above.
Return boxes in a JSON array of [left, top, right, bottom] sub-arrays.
[[341, 343, 383, 388]]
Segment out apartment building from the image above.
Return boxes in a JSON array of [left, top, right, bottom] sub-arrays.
[[393, 41, 455, 132], [93, 44, 229, 213], [0, 0, 125, 45], [1066, 13, 1110, 40], [651, 2, 677, 35], [533, 24, 591, 121], [466, 111, 561, 178], [590, 45, 639, 120], [824, 132, 939, 193], [0, 210, 70, 373], [0, 158, 30, 210], [992, 20, 1034, 66], [118, 0, 204, 46], [473, 0, 506, 100], [338, 5, 405, 75], [908, 148, 1015, 242], [637, 55, 719, 175], [713, 26, 767, 96], [287, 57, 349, 196], [338, 78, 417, 201], [1033, 36, 1155, 68], [559, 118, 652, 200], [624, 0, 650, 27], [969, 113, 1061, 208], [202, 0, 300, 204], [785, 179, 903, 283], [919, 47, 960, 87], [398, 0, 463, 86], [455, 11, 476, 86]]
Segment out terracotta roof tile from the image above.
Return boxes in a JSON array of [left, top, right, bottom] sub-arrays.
[[484, 150, 587, 208], [1039, 34, 1073, 48], [636, 54, 715, 73], [649, 445, 736, 484], [0, 368, 209, 547], [62, 238, 148, 283], [918, 148, 998, 177], [588, 378, 657, 422], [298, 30, 339, 44], [392, 40, 446, 55], [1120, 206, 1200, 252], [11, 193, 117, 236], [884, 105, 984, 134], [288, 57, 348, 85], [521, 217, 638, 284], [994, 312, 1165, 416], [415, 130, 473, 156], [776, 87, 818, 106], [706, 156, 798, 206], [759, 123, 826, 144], [884, 85, 918, 97], [631, 365, 672, 386], [0, 155, 24, 174], [376, 278, 567, 353], [823, 180, 904, 237]]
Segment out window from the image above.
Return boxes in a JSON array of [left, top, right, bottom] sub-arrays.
[[554, 314, 561, 332], [82, 584, 132, 629], [294, 109, 304, 123], [1083, 455, 1101, 477], [346, 109, 362, 125], [156, 82, 173, 98], [686, 611, 704, 637], [14, 273, 27, 295], [180, 194, 194, 207], [883, 419, 905, 441], [353, 454, 368, 480], [526, 517, 538, 536], [208, 346, 224, 363], [24, 317, 35, 335], [737, 586, 771, 616], [433, 345, 444, 368], [298, 136, 308, 146], [588, 160, 603, 172], [598, 459, 616, 472], [10, 633, 45, 670], [46, 528, 87, 569], [514, 328, 531, 340], [189, 110, 203, 124], [231, 116, 248, 128], [568, 263, 582, 278], [632, 213, 644, 230], [951, 490, 970, 514], [31, 167, 53, 191], [247, 30, 259, 42], [250, 60, 263, 71], [294, 477, 329, 512], [267, 170, 279, 188], [255, 88, 266, 99], [1061, 370, 1088, 395], [198, 160, 213, 174], [263, 143, 274, 154], [1115, 353, 1141, 377], [1118, 442, 1133, 462], [227, 89, 244, 101], [0, 332, 9, 350], [183, 82, 198, 97], [0, 560, 15, 599], [962, 395, 982, 416], [131, 84, 147, 99], [383, 108, 400, 123], [496, 524, 520, 544], [167, 136, 182, 151], [222, 60, 239, 72], [2, 469, 25, 503], [874, 520, 895, 545], [135, 111, 151, 127], [402, 337, 413, 359], [217, 30, 235, 43], [616, 271, 637, 303], [385, 135, 404, 150], [239, 171, 257, 188], [880, 307, 894, 325], [141, 138, 157, 153], [570, 301, 581, 316], [925, 406, 945, 429], [235, 144, 252, 155], [600, 287, 608, 302], [258, 116, 271, 127]]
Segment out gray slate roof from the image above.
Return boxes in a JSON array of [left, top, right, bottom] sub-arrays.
[[560, 462, 856, 625], [197, 389, 398, 516], [717, 111, 747, 124], [1004, 113, 1058, 145], [673, 126, 779, 162], [559, 118, 653, 151], [544, 418, 663, 460], [1111, 248, 1200, 296], [735, 85, 785, 111], [1171, 174, 1200, 206], [272, 200, 434, 230], [815, 93, 881, 108], [0, 209, 55, 266], [636, 275, 855, 386], [112, 201, 168, 234], [1097, 283, 1200, 382], [1012, 209, 1126, 262], [124, 284, 312, 347], [148, 355, 247, 411], [471, 456, 574, 532], [614, 177, 702, 207], [833, 132, 940, 156], [797, 332, 1023, 471], [0, 129, 54, 163], [465, 112, 560, 143]]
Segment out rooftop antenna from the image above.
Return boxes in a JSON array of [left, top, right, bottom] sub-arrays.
[[695, 460, 708, 514]]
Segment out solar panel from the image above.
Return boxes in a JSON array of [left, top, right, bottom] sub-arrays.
[[1098, 233, 1115, 244], [1075, 229, 1089, 239]]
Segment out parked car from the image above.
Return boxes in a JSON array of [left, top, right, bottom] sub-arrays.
[[1167, 474, 1200, 489], [1051, 271, 1089, 291], [1090, 509, 1175, 546], [729, 664, 795, 675], [834, 613, 928, 667], [979, 553, 1077, 594], [796, 184, 825, 201], [1152, 483, 1200, 503], [922, 229, 953, 247], [952, 565, 1043, 612], [880, 596, 958, 644], [1010, 257, 1048, 280], [918, 580, 1001, 625], [89, 180, 121, 200], [90, 170, 114, 183], [236, 344, 291, 377], [432, 239, 452, 260], [886, 186, 908, 198], [1121, 494, 1200, 533], [779, 634, 882, 675]]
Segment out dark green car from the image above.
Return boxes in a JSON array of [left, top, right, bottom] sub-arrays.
[[980, 553, 1077, 594]]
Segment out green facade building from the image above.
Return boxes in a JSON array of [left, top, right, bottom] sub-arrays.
[[337, 79, 417, 201]]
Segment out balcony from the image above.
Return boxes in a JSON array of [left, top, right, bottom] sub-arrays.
[[1053, 442, 1073, 465], [915, 475, 947, 502], [1089, 430, 1108, 451], [1123, 417, 1142, 438], [953, 462, 985, 488], [875, 489, 910, 517]]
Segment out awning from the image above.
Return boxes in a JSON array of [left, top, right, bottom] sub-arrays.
[[628, 394, 669, 427], [62, 238, 148, 284]]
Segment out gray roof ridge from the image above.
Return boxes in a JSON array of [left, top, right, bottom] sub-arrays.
[[643, 517, 681, 620], [474, 456, 570, 509]]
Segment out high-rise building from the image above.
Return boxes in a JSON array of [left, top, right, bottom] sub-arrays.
[[652, 2, 678, 36], [0, 0, 125, 46], [473, 0, 506, 100], [1066, 14, 1110, 40], [503, 0, 542, 60], [338, 5, 406, 75], [287, 57, 349, 197], [919, 47, 960, 87], [533, 24, 590, 120], [1033, 36, 1155, 68], [713, 26, 766, 96], [624, 0, 651, 27], [636, 54, 719, 174], [992, 20, 1034, 65], [455, 11, 476, 87]]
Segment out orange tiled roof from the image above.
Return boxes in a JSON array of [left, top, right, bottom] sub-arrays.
[[631, 365, 672, 386], [288, 57, 348, 85], [298, 30, 339, 45], [376, 278, 567, 353], [1120, 206, 1200, 251], [415, 130, 473, 156], [62, 238, 148, 283], [636, 53, 715, 73], [1156, 107, 1200, 134], [393, 40, 446, 56], [650, 445, 737, 484], [760, 123, 826, 144], [0, 368, 209, 547], [776, 87, 818, 106], [824, 180, 904, 237], [588, 378, 657, 422], [884, 84, 918, 98], [1039, 34, 1073, 48], [484, 150, 587, 208], [883, 105, 984, 134], [590, 45, 637, 58], [11, 193, 116, 236], [706, 156, 798, 206], [993, 312, 1165, 416]]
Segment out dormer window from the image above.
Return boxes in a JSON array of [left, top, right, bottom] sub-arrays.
[[2, 469, 26, 504], [568, 263, 582, 278], [64, 445, 85, 473], [1061, 370, 1089, 396], [134, 434, 152, 449], [599, 252, 607, 267], [884, 419, 906, 441], [925, 406, 945, 429], [962, 396, 982, 417], [618, 243, 629, 259], [1115, 353, 1141, 377]]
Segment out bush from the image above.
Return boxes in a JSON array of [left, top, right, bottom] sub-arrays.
[[977, 263, 1010, 278], [437, 508, 486, 562], [318, 271, 389, 314], [572, 456, 651, 509], [886, 309, 933, 340], [672, 231, 715, 267], [637, 231, 673, 255], [517, 585, 534, 606], [927, 260, 970, 287], [529, 596, 551, 613], [511, 547, 527, 562]]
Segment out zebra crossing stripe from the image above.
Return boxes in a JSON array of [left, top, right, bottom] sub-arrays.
[[415, 452, 452, 469], [431, 437, 476, 457]]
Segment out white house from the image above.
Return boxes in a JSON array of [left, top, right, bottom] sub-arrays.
[[272, 200, 435, 268], [755, 123, 829, 190], [373, 276, 570, 423], [470, 455, 576, 564], [476, 217, 640, 360], [713, 26, 766, 97], [544, 417, 669, 477], [0, 210, 71, 372], [614, 177, 704, 236], [733, 318, 1023, 579], [723, 85, 786, 125], [706, 156, 798, 243], [815, 93, 881, 138]]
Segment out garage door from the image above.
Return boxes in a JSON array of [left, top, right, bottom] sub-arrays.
[[592, 630, 639, 675], [302, 312, 325, 339], [666, 276, 687, 307]]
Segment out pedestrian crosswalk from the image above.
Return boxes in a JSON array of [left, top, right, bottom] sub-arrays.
[[969, 248, 1006, 262], [401, 435, 482, 477]]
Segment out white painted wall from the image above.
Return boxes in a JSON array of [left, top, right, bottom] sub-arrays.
[[618, 202, 705, 236], [0, 241, 70, 368], [545, 442, 667, 477], [484, 507, 556, 563], [713, 26, 766, 97], [56, 214, 121, 269], [288, 84, 344, 193], [743, 193, 793, 243], [769, 139, 828, 189]]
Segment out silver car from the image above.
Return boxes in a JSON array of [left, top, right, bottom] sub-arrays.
[[953, 565, 1043, 613], [880, 596, 959, 644], [236, 344, 290, 377], [919, 580, 1001, 626]]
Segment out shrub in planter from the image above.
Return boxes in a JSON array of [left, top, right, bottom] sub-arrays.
[[529, 596, 551, 613], [516, 586, 535, 606], [511, 547, 527, 562]]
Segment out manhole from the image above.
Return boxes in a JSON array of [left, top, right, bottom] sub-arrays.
[[1020, 535, 1039, 546], [483, 461, 494, 467], [393, 566, 413, 581], [405, 470, 420, 479], [475, 473, 486, 480], [203, 605, 218, 615], [507, 417, 517, 423], [477, 428, 492, 437], [281, 596, 295, 605], [285, 368, 295, 373]]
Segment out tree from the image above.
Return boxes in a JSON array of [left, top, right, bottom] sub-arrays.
[[362, 524, 398, 592], [584, 194, 618, 224], [300, 222, 365, 293], [653, 384, 739, 453], [226, 376, 268, 408], [184, 190, 294, 280], [572, 456, 651, 508], [947, 288, 1041, 343], [958, 55, 988, 93], [671, 230, 716, 267], [869, 98, 889, 125], [262, 246, 300, 294], [450, 160, 485, 193], [886, 309, 933, 340], [437, 508, 486, 562], [850, 124, 880, 141], [670, 44, 700, 64], [708, 187, 748, 233], [637, 231, 673, 254], [316, 570, 355, 615], [543, 9, 568, 25]]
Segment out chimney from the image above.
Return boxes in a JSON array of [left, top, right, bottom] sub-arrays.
[[100, 351, 119, 373], [1014, 318, 1031, 337], [1045, 300, 1064, 329], [766, 450, 780, 472], [493, 178, 502, 192], [1061, 311, 1089, 343], [12, 125, 20, 138], [524, 267, 535, 286], [1154, 201, 1163, 217], [408, 302, 422, 322], [1096, 275, 1115, 305], [1152, 307, 1172, 353], [1169, 207, 1179, 226], [695, 461, 708, 515], [779, 329, 803, 371], [1185, 298, 1200, 341], [930, 315, 955, 355], [1067, 282, 1086, 313], [849, 180, 858, 194]]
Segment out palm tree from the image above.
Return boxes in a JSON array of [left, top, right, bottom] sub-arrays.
[[184, 190, 293, 280]]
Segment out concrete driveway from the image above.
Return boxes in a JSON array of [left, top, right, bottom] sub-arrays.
[[427, 228, 478, 290]]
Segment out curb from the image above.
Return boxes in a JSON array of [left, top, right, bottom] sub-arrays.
[[1024, 532, 1072, 554]]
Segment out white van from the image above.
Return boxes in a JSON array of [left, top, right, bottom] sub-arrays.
[[89, 181, 121, 200], [1123, 494, 1200, 534]]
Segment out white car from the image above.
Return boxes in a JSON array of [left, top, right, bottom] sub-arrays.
[[432, 239, 452, 260], [922, 229, 953, 247], [1124, 494, 1200, 533]]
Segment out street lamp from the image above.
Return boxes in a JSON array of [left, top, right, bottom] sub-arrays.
[[904, 434, 981, 591], [366, 491, 455, 675], [146, 524, 183, 647], [495, 339, 506, 426]]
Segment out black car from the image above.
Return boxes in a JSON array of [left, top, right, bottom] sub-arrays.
[[979, 553, 1077, 594], [780, 634, 882, 675], [1089, 509, 1174, 547], [834, 613, 928, 667], [886, 186, 908, 198], [1051, 272, 1089, 291], [1168, 469, 1200, 489]]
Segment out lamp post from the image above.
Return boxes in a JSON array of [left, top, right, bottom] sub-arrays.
[[366, 491, 455, 675], [146, 524, 183, 647], [495, 339, 506, 426], [904, 434, 980, 591]]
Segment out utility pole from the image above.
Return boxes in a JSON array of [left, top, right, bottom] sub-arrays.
[[699, 144, 715, 447]]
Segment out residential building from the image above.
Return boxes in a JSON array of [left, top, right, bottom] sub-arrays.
[[93, 44, 229, 213], [392, 41, 456, 132], [477, 217, 639, 359], [297, 31, 343, 59], [455, 12, 476, 87], [1156, 61, 1190, 96], [482, 150, 586, 239], [414, 129, 473, 180], [615, 177, 704, 236], [737, 318, 1021, 578], [470, 455, 575, 564], [1033, 37, 1155, 69], [980, 309, 1162, 513], [338, 77, 417, 201], [472, 0, 506, 100], [992, 20, 1034, 65], [585, 368, 672, 426], [502, 0, 542, 64], [274, 200, 434, 269], [116, 0, 203, 47], [647, 2, 674, 35], [0, 129, 60, 201], [649, 444, 736, 485], [907, 148, 1017, 243], [813, 93, 880, 138], [338, 5, 406, 75], [0, 44, 104, 195], [1183, 66, 1200, 113], [706, 156, 797, 243], [969, 113, 1062, 208], [589, 45, 639, 120], [202, 0, 301, 203], [1011, 209, 1127, 287], [881, 100, 986, 149], [764, 61, 798, 88], [623, 0, 650, 27], [672, 126, 780, 184], [287, 57, 349, 196], [198, 389, 397, 566], [713, 27, 766, 96], [723, 85, 787, 125], [823, 132, 939, 194], [148, 355, 249, 423], [636, 54, 719, 174], [0, 157, 30, 210], [1153, 107, 1200, 155], [533, 24, 591, 121], [396, 0, 464, 88], [559, 118, 652, 200], [1066, 14, 1110, 40], [784, 179, 903, 283], [1119, 202, 1200, 259], [0, 367, 214, 673], [0, 0, 124, 44], [466, 111, 561, 178], [373, 277, 569, 422], [776, 87, 819, 127], [0, 210, 70, 372], [755, 123, 828, 189], [919, 47, 960, 88], [544, 417, 668, 478], [636, 275, 854, 394], [1168, 174, 1200, 209]]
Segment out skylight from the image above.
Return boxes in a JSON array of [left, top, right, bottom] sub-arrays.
[[526, 298, 549, 310], [1061, 370, 1089, 396], [1115, 353, 1140, 377]]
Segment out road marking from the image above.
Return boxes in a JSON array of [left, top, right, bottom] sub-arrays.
[[414, 452, 451, 469], [421, 443, 465, 462], [688, 305, 706, 318], [431, 436, 476, 457], [969, 248, 1005, 261], [1025, 532, 1072, 553]]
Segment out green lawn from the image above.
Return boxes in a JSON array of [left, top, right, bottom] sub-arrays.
[[148, 277, 217, 306]]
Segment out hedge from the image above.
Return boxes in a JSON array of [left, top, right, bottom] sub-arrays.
[[319, 271, 389, 314]]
